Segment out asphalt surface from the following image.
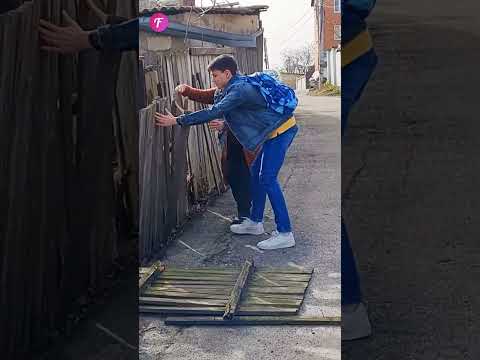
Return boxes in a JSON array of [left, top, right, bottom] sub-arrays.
[[342, 1, 480, 358], [139, 93, 341, 360]]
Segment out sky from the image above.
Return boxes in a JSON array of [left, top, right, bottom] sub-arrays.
[[195, 0, 315, 70]]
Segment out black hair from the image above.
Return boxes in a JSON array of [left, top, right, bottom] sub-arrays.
[[207, 54, 238, 75]]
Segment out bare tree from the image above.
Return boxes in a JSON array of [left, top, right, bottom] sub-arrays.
[[281, 50, 297, 73], [280, 44, 314, 74]]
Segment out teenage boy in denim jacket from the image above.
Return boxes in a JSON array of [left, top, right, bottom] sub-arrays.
[[173, 84, 253, 225], [156, 55, 298, 251], [39, 12, 138, 53]]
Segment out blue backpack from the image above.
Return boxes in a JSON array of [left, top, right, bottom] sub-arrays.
[[239, 72, 298, 116], [343, 0, 376, 18]]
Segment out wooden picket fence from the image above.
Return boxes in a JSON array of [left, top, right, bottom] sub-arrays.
[[138, 52, 225, 261], [0, 1, 138, 358], [138, 45, 262, 261]]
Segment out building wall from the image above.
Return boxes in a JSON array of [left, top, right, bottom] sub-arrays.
[[280, 72, 304, 90], [312, 0, 341, 75], [313, 0, 320, 72], [323, 0, 341, 49], [325, 47, 341, 86], [296, 76, 307, 91], [140, 11, 262, 66], [171, 12, 260, 34]]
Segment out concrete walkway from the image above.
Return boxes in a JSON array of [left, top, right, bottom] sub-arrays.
[[139, 93, 341, 360]]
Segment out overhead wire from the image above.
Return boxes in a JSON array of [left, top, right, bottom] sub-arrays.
[[277, 10, 315, 53]]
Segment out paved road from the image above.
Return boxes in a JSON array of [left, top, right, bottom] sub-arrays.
[[343, 1, 480, 359], [139, 93, 341, 360]]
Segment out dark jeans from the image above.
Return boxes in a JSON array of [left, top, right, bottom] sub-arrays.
[[227, 131, 252, 219], [342, 49, 377, 305]]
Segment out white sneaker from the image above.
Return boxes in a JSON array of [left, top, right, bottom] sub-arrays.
[[230, 218, 265, 235], [342, 302, 372, 341], [257, 231, 295, 250]]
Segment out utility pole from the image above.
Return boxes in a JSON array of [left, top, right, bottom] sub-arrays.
[[264, 37, 270, 69], [314, 0, 324, 88]]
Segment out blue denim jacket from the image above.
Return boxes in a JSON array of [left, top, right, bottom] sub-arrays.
[[94, 18, 139, 51], [342, 0, 376, 45], [176, 75, 294, 151]]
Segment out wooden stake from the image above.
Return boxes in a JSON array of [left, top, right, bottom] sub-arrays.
[[164, 316, 341, 326], [223, 259, 254, 320], [139, 261, 165, 291]]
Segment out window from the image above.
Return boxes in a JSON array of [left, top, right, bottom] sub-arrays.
[[334, 25, 341, 41], [334, 0, 341, 13]]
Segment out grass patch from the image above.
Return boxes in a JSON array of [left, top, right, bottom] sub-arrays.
[[308, 82, 340, 96]]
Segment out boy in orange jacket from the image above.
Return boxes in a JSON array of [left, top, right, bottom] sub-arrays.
[[175, 84, 255, 224]]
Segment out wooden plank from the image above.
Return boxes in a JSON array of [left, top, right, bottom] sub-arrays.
[[255, 270, 314, 275], [255, 267, 314, 275], [247, 287, 308, 295], [160, 272, 238, 278], [149, 283, 234, 290], [151, 280, 236, 286], [139, 306, 297, 316], [164, 266, 240, 271], [140, 305, 225, 316], [139, 261, 164, 290], [197, 73, 221, 194], [252, 274, 312, 282], [254, 271, 313, 278], [250, 279, 310, 287], [141, 291, 230, 301], [146, 268, 311, 277], [224, 259, 253, 319], [245, 294, 304, 303], [148, 285, 233, 295], [243, 297, 302, 308], [251, 280, 310, 286], [189, 47, 235, 56], [237, 306, 298, 316], [164, 268, 240, 274], [114, 52, 139, 241], [8, 5, 36, 354], [140, 297, 227, 307], [165, 316, 341, 326], [154, 274, 235, 280], [157, 275, 238, 281], [242, 293, 305, 301]]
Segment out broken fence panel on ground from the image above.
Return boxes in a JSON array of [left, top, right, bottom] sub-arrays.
[[138, 262, 340, 326]]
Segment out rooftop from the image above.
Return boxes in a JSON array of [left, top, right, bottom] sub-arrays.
[[140, 5, 269, 16]]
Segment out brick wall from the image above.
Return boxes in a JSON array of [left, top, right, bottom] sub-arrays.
[[323, 0, 341, 49]]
